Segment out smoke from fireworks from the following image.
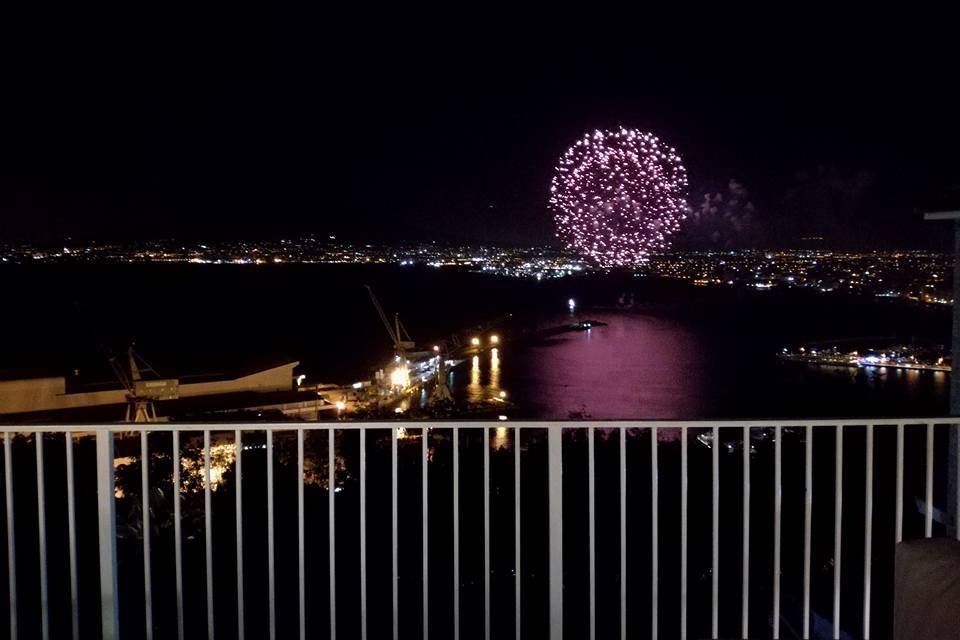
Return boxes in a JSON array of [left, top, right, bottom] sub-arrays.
[[549, 129, 688, 267]]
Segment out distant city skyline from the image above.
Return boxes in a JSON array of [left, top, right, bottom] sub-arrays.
[[2, 236, 952, 306]]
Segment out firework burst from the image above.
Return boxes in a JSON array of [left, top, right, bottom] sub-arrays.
[[549, 128, 688, 267]]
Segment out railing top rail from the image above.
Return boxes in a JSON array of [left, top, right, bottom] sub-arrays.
[[1, 417, 958, 432]]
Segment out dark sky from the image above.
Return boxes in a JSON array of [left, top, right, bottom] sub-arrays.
[[3, 8, 960, 249]]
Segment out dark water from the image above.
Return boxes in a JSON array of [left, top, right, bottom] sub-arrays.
[[0, 264, 951, 639], [0, 263, 951, 418], [498, 301, 949, 419]]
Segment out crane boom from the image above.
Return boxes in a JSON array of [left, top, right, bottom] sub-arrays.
[[365, 285, 400, 348], [128, 345, 142, 381], [397, 317, 414, 344], [108, 354, 132, 393]]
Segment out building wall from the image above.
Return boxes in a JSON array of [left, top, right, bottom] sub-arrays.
[[177, 363, 296, 398], [0, 377, 71, 414], [0, 362, 297, 415]]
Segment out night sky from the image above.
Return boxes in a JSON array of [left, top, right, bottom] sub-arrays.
[[3, 9, 959, 249]]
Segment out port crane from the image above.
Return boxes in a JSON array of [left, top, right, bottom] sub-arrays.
[[73, 300, 178, 423], [107, 345, 178, 423], [365, 285, 415, 360], [364, 285, 454, 406]]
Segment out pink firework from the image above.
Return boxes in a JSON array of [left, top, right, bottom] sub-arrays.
[[550, 129, 688, 267]]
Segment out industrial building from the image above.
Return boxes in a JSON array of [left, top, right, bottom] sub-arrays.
[[0, 360, 299, 421]]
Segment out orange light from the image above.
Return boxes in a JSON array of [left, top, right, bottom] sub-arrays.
[[390, 367, 410, 388]]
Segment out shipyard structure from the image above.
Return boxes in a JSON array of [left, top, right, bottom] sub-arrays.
[[0, 359, 300, 422]]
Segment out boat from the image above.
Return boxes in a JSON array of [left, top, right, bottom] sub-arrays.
[[569, 320, 607, 331]]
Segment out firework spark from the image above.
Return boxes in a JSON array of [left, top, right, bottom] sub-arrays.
[[549, 129, 688, 267]]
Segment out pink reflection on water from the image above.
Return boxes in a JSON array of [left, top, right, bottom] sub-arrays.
[[512, 312, 706, 422]]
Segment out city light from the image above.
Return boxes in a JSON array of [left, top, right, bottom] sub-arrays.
[[568, 298, 576, 312], [390, 366, 410, 388], [490, 334, 499, 345], [782, 342, 950, 372], [498, 415, 508, 421], [335, 400, 346, 411], [8, 239, 951, 303], [433, 345, 440, 352], [471, 337, 480, 346]]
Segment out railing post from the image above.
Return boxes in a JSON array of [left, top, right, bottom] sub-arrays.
[[547, 425, 563, 640], [949, 219, 960, 536], [96, 430, 119, 640], [4, 433, 16, 640]]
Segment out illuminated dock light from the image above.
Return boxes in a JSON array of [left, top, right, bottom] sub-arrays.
[[296, 374, 306, 386], [390, 366, 410, 388], [335, 400, 346, 411], [394, 406, 404, 414], [471, 337, 481, 346], [499, 390, 507, 398], [498, 415, 508, 421], [490, 334, 499, 345]]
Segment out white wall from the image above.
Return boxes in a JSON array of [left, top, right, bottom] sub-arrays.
[[0, 362, 298, 415]]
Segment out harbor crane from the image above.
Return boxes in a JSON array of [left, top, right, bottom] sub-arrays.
[[365, 285, 454, 406], [107, 345, 178, 423], [365, 285, 415, 360]]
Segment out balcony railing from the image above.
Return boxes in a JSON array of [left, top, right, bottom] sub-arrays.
[[0, 419, 957, 639]]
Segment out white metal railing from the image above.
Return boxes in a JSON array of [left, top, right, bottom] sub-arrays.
[[0, 419, 958, 640]]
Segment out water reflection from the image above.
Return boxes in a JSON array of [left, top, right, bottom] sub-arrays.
[[467, 355, 483, 403], [491, 425, 511, 450], [465, 349, 505, 405], [509, 311, 707, 419]]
